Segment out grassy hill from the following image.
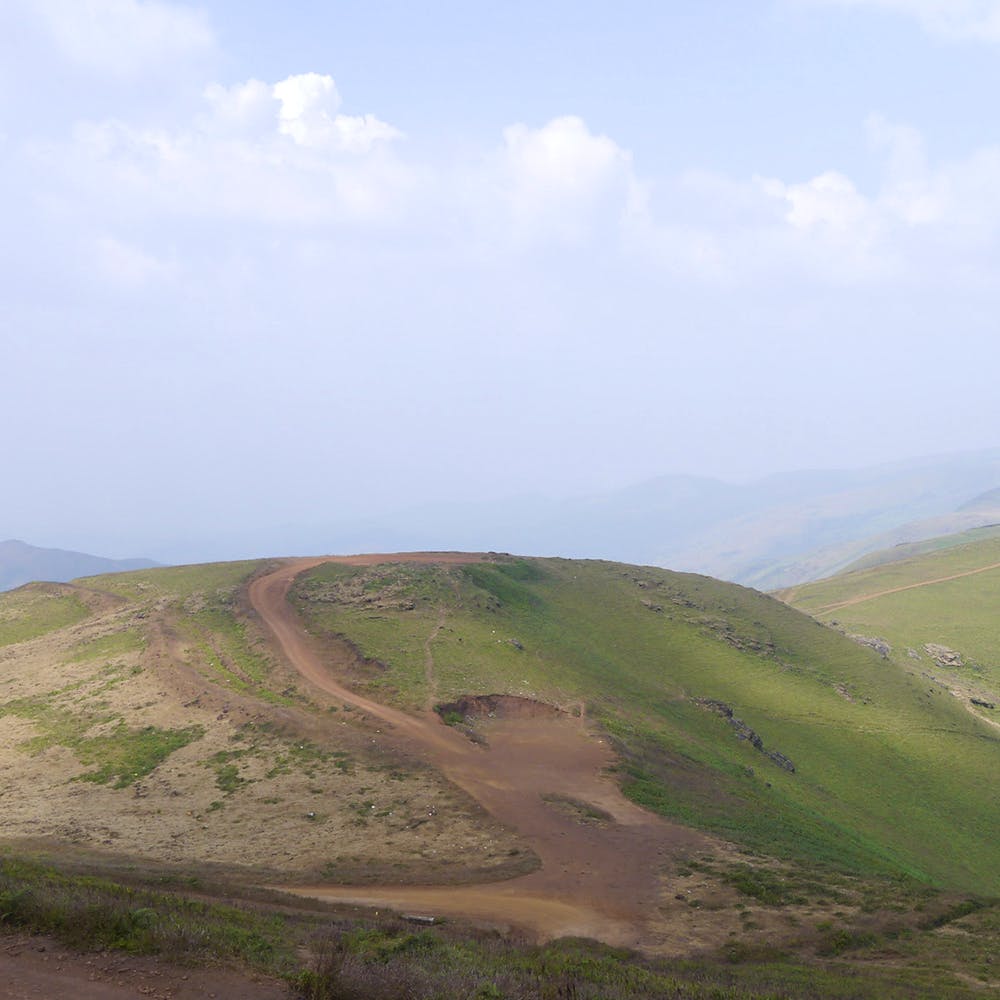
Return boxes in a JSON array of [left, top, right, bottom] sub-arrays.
[[1, 553, 998, 996], [837, 523, 1000, 575], [289, 557, 1000, 893], [0, 562, 524, 885], [778, 532, 1000, 714]]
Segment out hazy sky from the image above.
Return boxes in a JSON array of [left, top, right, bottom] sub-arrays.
[[3, 0, 1000, 558]]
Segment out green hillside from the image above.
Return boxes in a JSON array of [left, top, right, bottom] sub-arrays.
[[838, 524, 1000, 575], [291, 556, 1000, 893], [780, 533, 1000, 709]]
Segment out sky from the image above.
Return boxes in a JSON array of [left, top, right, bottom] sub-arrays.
[[3, 0, 1000, 560]]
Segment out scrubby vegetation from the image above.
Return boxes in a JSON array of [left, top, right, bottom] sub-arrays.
[[0, 854, 994, 999]]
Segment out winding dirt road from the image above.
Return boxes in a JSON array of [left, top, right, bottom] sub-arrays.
[[249, 554, 707, 948]]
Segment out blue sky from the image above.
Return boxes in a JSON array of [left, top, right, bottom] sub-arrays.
[[2, 0, 1000, 558]]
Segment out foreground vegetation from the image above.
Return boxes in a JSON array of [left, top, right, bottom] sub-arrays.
[[1, 852, 995, 998]]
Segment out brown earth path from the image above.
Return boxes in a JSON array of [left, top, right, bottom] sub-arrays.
[[0, 934, 286, 1000], [803, 560, 1000, 616], [250, 554, 709, 949]]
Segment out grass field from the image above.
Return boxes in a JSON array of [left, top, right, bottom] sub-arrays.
[[0, 585, 90, 647], [780, 532, 1000, 703]]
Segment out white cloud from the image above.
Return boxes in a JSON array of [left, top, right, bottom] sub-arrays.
[[93, 235, 174, 287], [26, 0, 215, 75], [761, 171, 872, 232], [23, 71, 1000, 292], [53, 73, 409, 227], [632, 113, 1000, 285], [202, 79, 275, 134], [802, 0, 1000, 42], [491, 116, 641, 244], [202, 74, 402, 153]]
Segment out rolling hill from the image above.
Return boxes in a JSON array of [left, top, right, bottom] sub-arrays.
[[778, 530, 1000, 719], [0, 553, 998, 996]]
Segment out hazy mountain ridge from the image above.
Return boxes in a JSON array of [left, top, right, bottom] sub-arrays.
[[163, 448, 1000, 591], [0, 539, 159, 592]]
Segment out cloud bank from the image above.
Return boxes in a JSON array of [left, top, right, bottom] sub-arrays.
[[801, 0, 1000, 42]]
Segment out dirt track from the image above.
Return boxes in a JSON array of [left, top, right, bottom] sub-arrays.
[[809, 560, 1000, 615], [250, 554, 709, 949]]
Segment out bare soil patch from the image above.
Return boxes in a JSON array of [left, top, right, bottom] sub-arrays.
[[252, 556, 737, 952], [0, 934, 285, 1000]]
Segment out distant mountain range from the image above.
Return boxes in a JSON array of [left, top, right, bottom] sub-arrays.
[[241, 448, 1000, 591], [0, 540, 159, 592], [13, 449, 1000, 594]]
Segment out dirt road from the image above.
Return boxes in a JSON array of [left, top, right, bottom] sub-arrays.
[[809, 560, 1000, 615], [250, 554, 708, 948]]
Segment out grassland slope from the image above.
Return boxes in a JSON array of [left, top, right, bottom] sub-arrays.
[[778, 532, 1000, 727], [290, 556, 1000, 895]]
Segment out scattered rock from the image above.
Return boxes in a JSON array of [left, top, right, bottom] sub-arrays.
[[850, 634, 891, 658], [695, 698, 796, 773], [906, 648, 921, 660], [767, 751, 796, 773], [641, 599, 664, 613], [924, 644, 963, 668]]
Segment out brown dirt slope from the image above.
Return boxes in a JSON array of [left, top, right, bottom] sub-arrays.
[[252, 555, 716, 951]]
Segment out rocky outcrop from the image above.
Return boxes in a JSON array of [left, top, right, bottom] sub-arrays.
[[924, 644, 963, 668], [850, 634, 891, 658], [696, 699, 796, 773]]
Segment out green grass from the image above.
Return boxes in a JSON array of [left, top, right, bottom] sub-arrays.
[[784, 533, 1000, 699], [0, 855, 293, 971], [291, 556, 1000, 893], [66, 630, 145, 662], [77, 560, 265, 601], [0, 697, 202, 788], [0, 587, 90, 646], [842, 524, 1000, 575]]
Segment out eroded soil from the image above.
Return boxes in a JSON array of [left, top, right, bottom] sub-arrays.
[[253, 555, 717, 951], [0, 934, 286, 1000]]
